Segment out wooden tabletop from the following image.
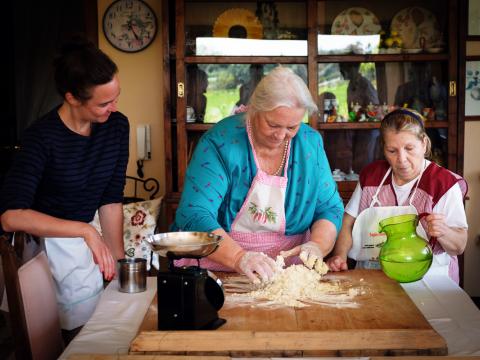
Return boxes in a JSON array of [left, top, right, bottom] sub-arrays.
[[130, 269, 447, 356]]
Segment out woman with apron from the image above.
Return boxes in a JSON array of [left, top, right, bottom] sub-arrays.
[[172, 67, 344, 283], [0, 37, 128, 331], [326, 109, 468, 283]]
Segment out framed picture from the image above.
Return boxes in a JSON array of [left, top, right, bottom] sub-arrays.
[[465, 61, 480, 117], [469, 0, 480, 36]]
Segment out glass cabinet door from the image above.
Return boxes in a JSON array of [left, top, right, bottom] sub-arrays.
[[186, 64, 308, 124], [315, 0, 451, 179], [165, 0, 457, 194], [317, 0, 449, 55], [318, 60, 449, 176]]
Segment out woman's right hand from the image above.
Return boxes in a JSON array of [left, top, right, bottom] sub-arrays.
[[326, 255, 348, 272], [235, 251, 277, 283], [83, 225, 116, 281]]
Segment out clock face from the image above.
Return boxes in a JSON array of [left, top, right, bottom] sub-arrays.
[[103, 0, 157, 53]]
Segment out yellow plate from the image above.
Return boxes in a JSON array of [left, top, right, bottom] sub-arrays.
[[213, 8, 263, 39]]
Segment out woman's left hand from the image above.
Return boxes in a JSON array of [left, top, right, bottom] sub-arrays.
[[425, 213, 449, 239], [281, 241, 324, 271], [424, 213, 468, 255]]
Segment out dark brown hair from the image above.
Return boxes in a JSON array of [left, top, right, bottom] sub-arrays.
[[380, 108, 432, 158], [54, 36, 118, 102]]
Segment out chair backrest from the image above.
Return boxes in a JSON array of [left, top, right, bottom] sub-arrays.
[[124, 176, 160, 204], [0, 232, 64, 360]]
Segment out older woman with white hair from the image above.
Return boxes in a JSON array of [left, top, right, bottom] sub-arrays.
[[172, 66, 344, 282]]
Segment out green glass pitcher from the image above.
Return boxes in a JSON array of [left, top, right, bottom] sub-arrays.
[[378, 214, 433, 283]]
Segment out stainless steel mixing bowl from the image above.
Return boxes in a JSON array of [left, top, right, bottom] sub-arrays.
[[144, 231, 223, 258]]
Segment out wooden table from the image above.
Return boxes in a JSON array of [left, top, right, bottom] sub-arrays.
[[130, 269, 447, 356]]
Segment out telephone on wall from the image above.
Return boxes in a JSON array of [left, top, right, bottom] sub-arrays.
[[136, 124, 151, 160]]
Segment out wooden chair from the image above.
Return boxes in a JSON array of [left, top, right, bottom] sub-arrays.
[[124, 176, 160, 204], [0, 232, 64, 360]]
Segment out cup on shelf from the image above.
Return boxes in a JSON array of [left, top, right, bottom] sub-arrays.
[[186, 106, 196, 123]]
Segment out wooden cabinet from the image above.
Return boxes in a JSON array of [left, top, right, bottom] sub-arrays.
[[162, 0, 462, 222]]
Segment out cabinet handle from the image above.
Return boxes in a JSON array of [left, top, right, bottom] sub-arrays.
[[177, 82, 184, 98], [449, 81, 456, 97]]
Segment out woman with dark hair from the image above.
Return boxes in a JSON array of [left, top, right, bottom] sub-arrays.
[[326, 109, 468, 283], [0, 37, 129, 330]]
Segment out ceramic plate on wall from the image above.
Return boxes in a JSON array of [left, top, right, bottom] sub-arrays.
[[331, 7, 381, 35], [391, 6, 442, 49]]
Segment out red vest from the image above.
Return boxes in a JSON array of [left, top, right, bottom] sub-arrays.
[[357, 160, 468, 283]]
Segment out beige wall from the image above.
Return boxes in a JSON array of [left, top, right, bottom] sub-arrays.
[[464, 123, 480, 296], [464, 41, 480, 296], [97, 0, 165, 199]]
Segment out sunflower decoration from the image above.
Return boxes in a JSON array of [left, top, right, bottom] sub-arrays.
[[213, 8, 263, 39]]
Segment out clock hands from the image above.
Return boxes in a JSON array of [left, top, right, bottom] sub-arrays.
[[127, 20, 140, 40]]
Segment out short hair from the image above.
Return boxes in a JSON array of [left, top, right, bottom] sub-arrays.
[[380, 108, 432, 157], [53, 36, 118, 102], [247, 66, 317, 119]]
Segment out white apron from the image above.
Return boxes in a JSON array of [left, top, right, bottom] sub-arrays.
[[349, 164, 450, 275], [42, 234, 103, 330]]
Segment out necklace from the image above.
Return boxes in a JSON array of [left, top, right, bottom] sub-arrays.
[[273, 140, 289, 176], [248, 119, 289, 176]]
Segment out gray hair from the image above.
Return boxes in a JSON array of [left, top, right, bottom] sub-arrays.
[[247, 66, 318, 119]]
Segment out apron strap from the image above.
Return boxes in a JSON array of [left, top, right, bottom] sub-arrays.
[[371, 159, 427, 208], [369, 167, 392, 208], [408, 159, 427, 206]]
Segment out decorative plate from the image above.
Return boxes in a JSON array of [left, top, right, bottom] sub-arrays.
[[390, 7, 442, 49], [213, 8, 263, 39], [331, 7, 381, 35]]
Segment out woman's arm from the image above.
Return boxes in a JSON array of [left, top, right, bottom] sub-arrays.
[[425, 214, 467, 255], [1, 209, 116, 279], [172, 133, 231, 233], [98, 202, 125, 260], [326, 213, 355, 271], [309, 218, 338, 257], [427, 183, 468, 255], [207, 228, 244, 269]]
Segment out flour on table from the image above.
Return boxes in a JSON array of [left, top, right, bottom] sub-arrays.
[[225, 256, 361, 308]]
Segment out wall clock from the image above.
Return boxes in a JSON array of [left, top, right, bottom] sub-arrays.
[[103, 0, 157, 53]]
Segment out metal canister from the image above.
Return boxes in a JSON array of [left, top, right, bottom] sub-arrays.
[[117, 258, 147, 293]]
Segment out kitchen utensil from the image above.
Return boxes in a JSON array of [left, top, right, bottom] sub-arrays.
[[144, 231, 226, 330], [379, 214, 432, 283], [145, 231, 222, 258], [117, 258, 147, 293]]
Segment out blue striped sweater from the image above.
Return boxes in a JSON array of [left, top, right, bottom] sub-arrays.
[[0, 107, 129, 227]]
